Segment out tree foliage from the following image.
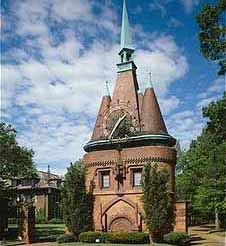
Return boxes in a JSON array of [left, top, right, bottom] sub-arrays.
[[196, 0, 226, 75], [61, 161, 93, 237], [0, 122, 36, 199], [176, 93, 226, 228], [142, 163, 175, 242]]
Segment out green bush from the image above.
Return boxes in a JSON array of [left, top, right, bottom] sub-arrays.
[[79, 231, 104, 243], [36, 208, 46, 224], [48, 218, 64, 224], [57, 234, 77, 244], [79, 231, 149, 244], [164, 232, 190, 246], [107, 232, 149, 244]]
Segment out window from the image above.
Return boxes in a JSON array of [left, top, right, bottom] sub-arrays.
[[101, 171, 110, 189], [132, 169, 142, 187]]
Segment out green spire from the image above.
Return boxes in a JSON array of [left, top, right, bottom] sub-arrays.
[[121, 0, 132, 50]]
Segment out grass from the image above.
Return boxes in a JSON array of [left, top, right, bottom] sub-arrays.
[[36, 223, 65, 239], [61, 244, 170, 246], [28, 242, 170, 246]]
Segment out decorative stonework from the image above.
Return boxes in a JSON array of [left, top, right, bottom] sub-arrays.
[[108, 213, 136, 231], [86, 156, 175, 168]]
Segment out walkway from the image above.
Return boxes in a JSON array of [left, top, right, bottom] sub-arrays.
[[189, 224, 226, 246]]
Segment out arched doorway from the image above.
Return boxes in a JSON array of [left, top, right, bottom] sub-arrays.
[[109, 216, 134, 231]]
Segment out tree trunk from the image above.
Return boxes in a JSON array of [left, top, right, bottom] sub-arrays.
[[215, 207, 220, 230]]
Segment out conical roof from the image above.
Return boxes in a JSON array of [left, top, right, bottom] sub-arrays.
[[91, 95, 111, 141], [141, 87, 167, 134]]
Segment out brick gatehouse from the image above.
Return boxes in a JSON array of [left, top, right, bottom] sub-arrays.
[[83, 0, 187, 233]]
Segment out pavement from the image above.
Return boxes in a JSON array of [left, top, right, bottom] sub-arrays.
[[189, 224, 226, 246]]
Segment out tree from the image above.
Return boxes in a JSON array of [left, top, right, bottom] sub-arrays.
[[176, 94, 226, 228], [142, 163, 175, 243], [196, 0, 226, 75], [61, 161, 93, 237], [0, 122, 36, 199]]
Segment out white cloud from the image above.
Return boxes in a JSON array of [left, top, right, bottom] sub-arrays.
[[167, 110, 204, 149], [197, 77, 225, 109], [180, 0, 200, 13], [159, 96, 180, 116], [149, 0, 168, 18], [167, 17, 183, 28], [1, 0, 189, 174], [136, 35, 188, 95]]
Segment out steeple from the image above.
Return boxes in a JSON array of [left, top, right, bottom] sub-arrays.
[[117, 0, 136, 73], [121, 0, 132, 50]]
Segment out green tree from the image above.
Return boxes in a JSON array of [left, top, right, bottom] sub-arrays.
[[142, 163, 175, 243], [61, 161, 93, 237], [196, 0, 226, 75], [176, 94, 226, 228], [0, 122, 36, 199]]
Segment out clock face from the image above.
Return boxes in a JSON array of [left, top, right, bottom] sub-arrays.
[[104, 109, 136, 139]]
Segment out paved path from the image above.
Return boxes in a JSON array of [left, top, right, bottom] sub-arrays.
[[189, 225, 226, 246]]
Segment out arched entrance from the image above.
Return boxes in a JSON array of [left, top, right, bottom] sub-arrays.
[[109, 216, 134, 231]]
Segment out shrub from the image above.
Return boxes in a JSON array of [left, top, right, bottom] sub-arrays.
[[164, 232, 190, 246], [79, 231, 104, 243], [142, 163, 175, 242], [57, 234, 77, 244], [48, 218, 64, 224], [61, 161, 94, 236], [36, 208, 46, 224], [79, 231, 149, 244], [106, 232, 149, 244]]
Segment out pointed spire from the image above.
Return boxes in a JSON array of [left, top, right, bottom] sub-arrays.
[[148, 71, 153, 88], [121, 0, 132, 50], [105, 81, 111, 96]]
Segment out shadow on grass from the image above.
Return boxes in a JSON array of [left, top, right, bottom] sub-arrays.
[[190, 233, 206, 245], [35, 224, 64, 242]]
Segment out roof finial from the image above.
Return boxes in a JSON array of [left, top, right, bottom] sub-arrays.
[[121, 0, 132, 49], [148, 71, 153, 88], [105, 81, 111, 96]]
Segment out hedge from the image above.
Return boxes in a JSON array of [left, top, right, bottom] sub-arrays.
[[164, 232, 190, 246], [107, 232, 149, 244], [57, 234, 77, 244], [79, 231, 105, 243], [79, 231, 149, 244]]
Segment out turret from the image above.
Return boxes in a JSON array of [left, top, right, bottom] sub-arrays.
[[141, 73, 167, 134], [91, 82, 111, 140]]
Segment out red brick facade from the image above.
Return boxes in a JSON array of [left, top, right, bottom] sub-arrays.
[[83, 146, 176, 232]]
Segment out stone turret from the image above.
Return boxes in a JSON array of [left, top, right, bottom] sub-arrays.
[[91, 94, 111, 141], [141, 75, 167, 134]]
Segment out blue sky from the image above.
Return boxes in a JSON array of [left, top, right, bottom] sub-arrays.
[[1, 0, 225, 175]]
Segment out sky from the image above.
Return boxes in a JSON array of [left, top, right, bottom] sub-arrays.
[[1, 0, 225, 175]]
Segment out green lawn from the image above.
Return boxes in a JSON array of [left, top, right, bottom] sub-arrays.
[[29, 243, 169, 246], [36, 223, 65, 240], [61, 243, 170, 246]]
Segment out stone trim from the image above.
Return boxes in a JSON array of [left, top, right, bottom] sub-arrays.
[[86, 160, 117, 168], [86, 156, 175, 167]]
